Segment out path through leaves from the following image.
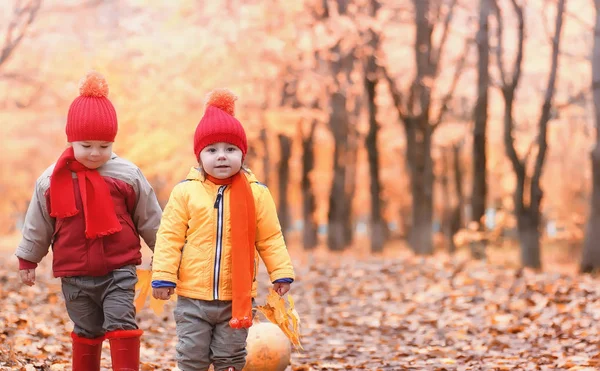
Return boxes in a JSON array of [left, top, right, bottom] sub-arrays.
[[1, 249, 600, 370]]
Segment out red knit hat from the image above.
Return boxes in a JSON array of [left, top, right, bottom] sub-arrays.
[[65, 71, 118, 142], [193, 89, 247, 159]]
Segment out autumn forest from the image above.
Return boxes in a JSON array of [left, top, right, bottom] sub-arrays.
[[2, 0, 600, 369]]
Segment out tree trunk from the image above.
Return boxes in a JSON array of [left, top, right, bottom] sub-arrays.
[[301, 121, 319, 250], [325, 0, 356, 251], [581, 0, 600, 272], [441, 144, 464, 254], [405, 118, 434, 255], [410, 184, 434, 255], [364, 0, 386, 253], [452, 144, 465, 239], [471, 0, 490, 259], [343, 94, 360, 247], [472, 0, 490, 225], [259, 126, 270, 186], [440, 148, 456, 253], [277, 134, 292, 235], [365, 73, 386, 252], [327, 89, 351, 251], [497, 0, 564, 269], [582, 147, 600, 272], [517, 209, 541, 269]]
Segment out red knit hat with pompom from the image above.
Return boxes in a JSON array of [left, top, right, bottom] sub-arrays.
[[193, 89, 247, 159], [65, 71, 118, 142]]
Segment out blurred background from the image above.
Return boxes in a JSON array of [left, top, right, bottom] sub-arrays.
[[1, 0, 597, 273]]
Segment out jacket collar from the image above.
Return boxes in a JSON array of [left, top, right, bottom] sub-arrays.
[[184, 167, 259, 184]]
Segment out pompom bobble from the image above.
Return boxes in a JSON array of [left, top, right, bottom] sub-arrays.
[[206, 89, 237, 116], [79, 71, 109, 98], [66, 71, 117, 142]]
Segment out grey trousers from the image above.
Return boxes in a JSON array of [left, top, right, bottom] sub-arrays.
[[61, 265, 138, 338], [174, 296, 250, 371]]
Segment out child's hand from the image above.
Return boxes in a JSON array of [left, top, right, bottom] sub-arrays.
[[273, 282, 290, 296], [19, 269, 36, 286], [153, 287, 174, 300]]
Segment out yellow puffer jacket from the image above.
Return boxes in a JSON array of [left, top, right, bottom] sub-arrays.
[[152, 167, 295, 300]]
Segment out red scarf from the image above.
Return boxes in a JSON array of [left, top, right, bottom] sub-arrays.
[[49, 147, 122, 239], [206, 172, 256, 329]]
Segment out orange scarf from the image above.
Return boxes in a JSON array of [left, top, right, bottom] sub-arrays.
[[206, 172, 256, 329], [50, 147, 122, 239]]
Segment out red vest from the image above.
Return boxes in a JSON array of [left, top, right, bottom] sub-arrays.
[[47, 176, 141, 277]]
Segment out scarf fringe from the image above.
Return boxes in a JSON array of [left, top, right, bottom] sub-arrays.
[[50, 209, 79, 218], [229, 316, 253, 329]]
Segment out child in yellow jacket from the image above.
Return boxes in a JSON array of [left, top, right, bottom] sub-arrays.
[[151, 89, 295, 371]]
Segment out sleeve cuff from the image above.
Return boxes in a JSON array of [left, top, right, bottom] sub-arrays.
[[151, 280, 177, 288], [273, 278, 293, 284], [18, 257, 38, 270]]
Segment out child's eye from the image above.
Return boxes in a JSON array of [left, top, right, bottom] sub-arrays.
[[82, 145, 91, 148], [227, 147, 236, 152], [101, 146, 109, 149], [208, 148, 216, 153]]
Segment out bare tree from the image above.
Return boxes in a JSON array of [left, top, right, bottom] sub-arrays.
[[318, 0, 359, 251], [301, 117, 319, 250], [471, 0, 491, 259], [0, 1, 43, 108], [382, 0, 469, 254], [277, 72, 303, 237], [259, 126, 270, 186], [0, 0, 42, 69], [277, 134, 292, 234], [363, 0, 387, 253], [581, 0, 600, 273], [441, 142, 465, 253], [493, 0, 566, 269]]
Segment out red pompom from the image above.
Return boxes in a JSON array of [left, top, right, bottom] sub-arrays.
[[78, 71, 109, 98], [206, 89, 237, 116]]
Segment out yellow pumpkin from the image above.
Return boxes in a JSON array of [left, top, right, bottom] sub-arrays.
[[242, 322, 291, 371]]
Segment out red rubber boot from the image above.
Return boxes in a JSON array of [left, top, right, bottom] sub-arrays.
[[71, 332, 104, 371], [106, 329, 143, 371]]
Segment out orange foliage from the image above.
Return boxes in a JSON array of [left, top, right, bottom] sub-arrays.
[[255, 288, 302, 349], [0, 0, 594, 247]]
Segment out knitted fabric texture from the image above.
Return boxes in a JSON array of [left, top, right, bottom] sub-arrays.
[[66, 71, 118, 142], [205, 173, 256, 329], [193, 89, 247, 158], [49, 147, 122, 239]]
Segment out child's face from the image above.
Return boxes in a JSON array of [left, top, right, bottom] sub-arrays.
[[71, 141, 113, 169], [199, 142, 243, 179]]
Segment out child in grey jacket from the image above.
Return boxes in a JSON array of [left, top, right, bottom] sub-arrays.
[[15, 71, 162, 371]]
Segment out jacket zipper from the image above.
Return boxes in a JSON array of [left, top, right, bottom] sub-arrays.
[[213, 185, 226, 300]]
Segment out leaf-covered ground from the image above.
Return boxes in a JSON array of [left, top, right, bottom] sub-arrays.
[[2, 245, 600, 370]]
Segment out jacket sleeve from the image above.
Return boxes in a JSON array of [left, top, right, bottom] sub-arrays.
[[15, 177, 54, 264], [131, 168, 163, 251], [254, 184, 295, 282], [151, 184, 189, 284]]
